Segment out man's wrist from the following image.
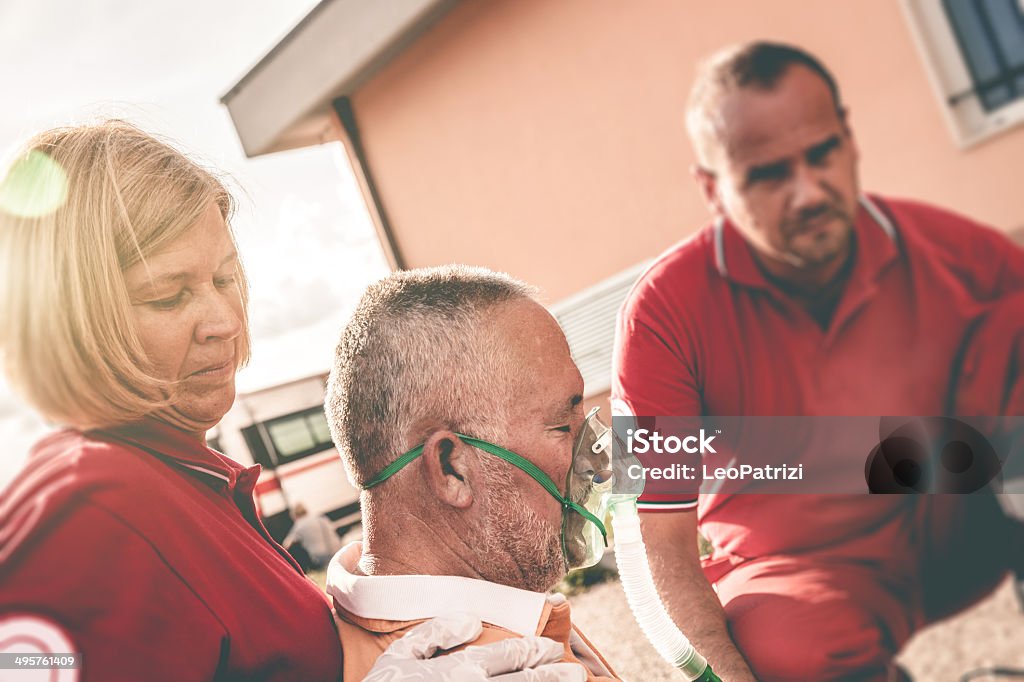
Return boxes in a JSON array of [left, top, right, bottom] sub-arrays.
[[685, 630, 754, 680]]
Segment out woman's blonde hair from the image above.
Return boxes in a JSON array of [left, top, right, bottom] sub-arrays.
[[0, 120, 251, 429]]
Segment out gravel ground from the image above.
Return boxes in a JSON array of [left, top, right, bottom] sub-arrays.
[[568, 576, 1024, 682]]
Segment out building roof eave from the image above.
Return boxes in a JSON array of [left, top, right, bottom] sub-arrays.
[[222, 0, 458, 158]]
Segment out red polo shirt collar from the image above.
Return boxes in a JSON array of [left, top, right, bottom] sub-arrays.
[[713, 195, 900, 294], [92, 418, 261, 495]]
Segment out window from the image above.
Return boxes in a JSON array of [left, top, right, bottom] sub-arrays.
[[903, 0, 1024, 146], [943, 0, 1024, 111], [241, 407, 335, 469]]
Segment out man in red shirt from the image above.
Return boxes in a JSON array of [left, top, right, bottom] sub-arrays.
[[613, 41, 1024, 681]]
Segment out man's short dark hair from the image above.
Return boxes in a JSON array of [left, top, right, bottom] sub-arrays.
[[686, 41, 844, 164]]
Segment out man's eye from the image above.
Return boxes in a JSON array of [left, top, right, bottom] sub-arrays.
[[806, 137, 841, 166], [553, 425, 572, 433], [747, 164, 789, 185], [807, 146, 836, 166]]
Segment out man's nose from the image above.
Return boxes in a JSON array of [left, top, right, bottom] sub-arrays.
[[574, 444, 611, 477], [195, 289, 243, 343], [791, 162, 829, 212]]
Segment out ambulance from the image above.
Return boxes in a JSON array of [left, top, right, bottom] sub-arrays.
[[207, 372, 361, 543]]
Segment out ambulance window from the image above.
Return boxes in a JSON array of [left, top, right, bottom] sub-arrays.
[[309, 411, 333, 443], [263, 407, 336, 464]]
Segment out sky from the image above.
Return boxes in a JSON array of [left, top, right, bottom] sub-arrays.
[[0, 0, 391, 484]]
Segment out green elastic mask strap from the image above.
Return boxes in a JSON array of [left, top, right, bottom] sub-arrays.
[[362, 444, 425, 489], [361, 434, 608, 545], [459, 435, 608, 546]]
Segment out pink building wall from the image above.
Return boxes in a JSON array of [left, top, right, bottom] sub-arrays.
[[348, 0, 1024, 303]]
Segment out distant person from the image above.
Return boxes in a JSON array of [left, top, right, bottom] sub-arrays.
[[283, 503, 343, 570], [324, 266, 619, 681], [0, 121, 567, 682], [613, 42, 1024, 680]]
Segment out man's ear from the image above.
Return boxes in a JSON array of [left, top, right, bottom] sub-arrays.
[[692, 164, 725, 218], [420, 430, 475, 509]]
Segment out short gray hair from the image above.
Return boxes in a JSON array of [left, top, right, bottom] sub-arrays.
[[686, 41, 843, 165], [326, 265, 537, 487]]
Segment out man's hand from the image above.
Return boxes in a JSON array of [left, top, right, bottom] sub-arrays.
[[363, 613, 587, 681]]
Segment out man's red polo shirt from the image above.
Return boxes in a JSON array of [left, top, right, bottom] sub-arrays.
[[612, 195, 1024, 561], [0, 419, 343, 681]]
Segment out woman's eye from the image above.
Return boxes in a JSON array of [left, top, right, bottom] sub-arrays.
[[149, 294, 184, 310], [214, 276, 236, 289]]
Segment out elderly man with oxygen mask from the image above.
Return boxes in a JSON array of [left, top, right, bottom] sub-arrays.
[[322, 265, 630, 681]]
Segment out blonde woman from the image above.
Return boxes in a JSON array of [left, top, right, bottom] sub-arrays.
[[0, 121, 344, 680], [0, 122, 587, 682]]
